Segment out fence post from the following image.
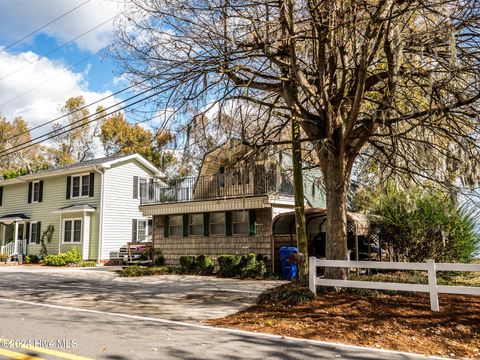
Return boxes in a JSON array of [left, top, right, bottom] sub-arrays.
[[427, 259, 440, 312], [309, 256, 316, 294]]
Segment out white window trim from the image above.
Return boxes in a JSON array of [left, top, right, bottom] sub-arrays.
[[62, 218, 83, 244], [29, 221, 39, 244], [31, 180, 40, 203], [71, 173, 90, 199], [137, 219, 147, 241]]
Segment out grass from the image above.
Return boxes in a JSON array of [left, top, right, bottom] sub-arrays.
[[119, 265, 171, 277]]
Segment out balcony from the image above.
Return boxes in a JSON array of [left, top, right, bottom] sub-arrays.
[[140, 170, 294, 205]]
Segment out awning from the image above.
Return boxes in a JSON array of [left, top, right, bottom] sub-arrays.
[[52, 204, 96, 214], [0, 213, 30, 225]]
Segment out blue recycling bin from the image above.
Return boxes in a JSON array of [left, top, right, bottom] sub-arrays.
[[279, 246, 298, 281]]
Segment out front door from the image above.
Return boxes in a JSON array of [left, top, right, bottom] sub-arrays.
[[17, 223, 25, 241]]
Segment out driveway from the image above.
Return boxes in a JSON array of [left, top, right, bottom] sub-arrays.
[[0, 266, 281, 321]]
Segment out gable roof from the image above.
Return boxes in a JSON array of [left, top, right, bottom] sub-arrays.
[[0, 153, 163, 185]]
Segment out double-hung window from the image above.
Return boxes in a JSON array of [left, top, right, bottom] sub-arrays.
[[63, 219, 82, 243], [210, 212, 225, 235], [169, 215, 183, 237], [137, 220, 147, 241], [139, 178, 147, 201], [189, 214, 203, 236], [232, 211, 249, 235], [32, 181, 40, 203], [71, 174, 90, 198], [30, 222, 39, 244]]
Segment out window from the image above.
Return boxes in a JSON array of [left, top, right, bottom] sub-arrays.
[[231, 168, 249, 186], [63, 219, 82, 243], [218, 166, 225, 187], [189, 214, 203, 236], [71, 174, 90, 198], [139, 178, 147, 200], [169, 215, 183, 237], [148, 219, 153, 236], [30, 222, 39, 244], [138, 220, 147, 241], [210, 212, 225, 235], [32, 181, 40, 203], [81, 175, 90, 197], [232, 211, 249, 235]]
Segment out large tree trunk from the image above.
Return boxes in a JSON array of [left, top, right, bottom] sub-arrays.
[[291, 116, 308, 283], [321, 130, 350, 280]]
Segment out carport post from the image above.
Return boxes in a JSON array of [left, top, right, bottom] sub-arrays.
[[309, 256, 316, 294]]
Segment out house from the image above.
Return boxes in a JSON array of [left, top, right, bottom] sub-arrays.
[[0, 154, 163, 262], [139, 140, 326, 270]]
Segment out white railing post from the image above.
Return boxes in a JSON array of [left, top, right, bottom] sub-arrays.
[[427, 259, 440, 312], [309, 256, 316, 294]]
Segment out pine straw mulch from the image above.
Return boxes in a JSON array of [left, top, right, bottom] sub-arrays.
[[207, 288, 480, 359]]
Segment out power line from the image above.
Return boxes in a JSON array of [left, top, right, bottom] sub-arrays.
[[0, 89, 164, 159], [0, 12, 122, 82], [0, 83, 165, 158], [2, 77, 153, 143], [0, 0, 91, 55]]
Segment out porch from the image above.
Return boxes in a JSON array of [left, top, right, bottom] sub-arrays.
[[140, 170, 294, 205], [0, 213, 29, 261]]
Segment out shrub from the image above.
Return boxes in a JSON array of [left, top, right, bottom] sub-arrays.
[[0, 253, 9, 262], [42, 247, 82, 266], [218, 254, 267, 279], [42, 255, 66, 266], [356, 185, 480, 263], [196, 255, 214, 275], [239, 254, 267, 279], [24, 255, 40, 264], [179, 256, 197, 274], [60, 247, 82, 265], [218, 255, 242, 277], [152, 249, 165, 267]]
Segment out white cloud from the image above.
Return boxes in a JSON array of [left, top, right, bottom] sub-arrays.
[[0, 50, 120, 142], [0, 0, 123, 53]]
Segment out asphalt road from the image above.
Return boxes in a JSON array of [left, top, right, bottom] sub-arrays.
[[0, 266, 280, 321], [0, 267, 443, 359]]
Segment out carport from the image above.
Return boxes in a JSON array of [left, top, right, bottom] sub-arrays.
[[272, 209, 374, 272]]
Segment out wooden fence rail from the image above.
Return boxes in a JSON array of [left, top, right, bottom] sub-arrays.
[[309, 257, 480, 311]]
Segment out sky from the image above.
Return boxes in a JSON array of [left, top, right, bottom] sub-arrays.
[[0, 0, 133, 142]]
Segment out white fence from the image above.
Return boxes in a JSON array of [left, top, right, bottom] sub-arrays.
[[309, 257, 480, 311]]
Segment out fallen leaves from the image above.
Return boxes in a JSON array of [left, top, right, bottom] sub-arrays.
[[208, 291, 480, 358]]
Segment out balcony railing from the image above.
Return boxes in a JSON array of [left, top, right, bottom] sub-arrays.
[[140, 170, 294, 205]]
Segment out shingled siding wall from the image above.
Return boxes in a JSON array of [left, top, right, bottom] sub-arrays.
[[152, 208, 273, 269]]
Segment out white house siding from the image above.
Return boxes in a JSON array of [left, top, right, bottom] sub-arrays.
[[0, 172, 101, 259], [101, 160, 155, 260]]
